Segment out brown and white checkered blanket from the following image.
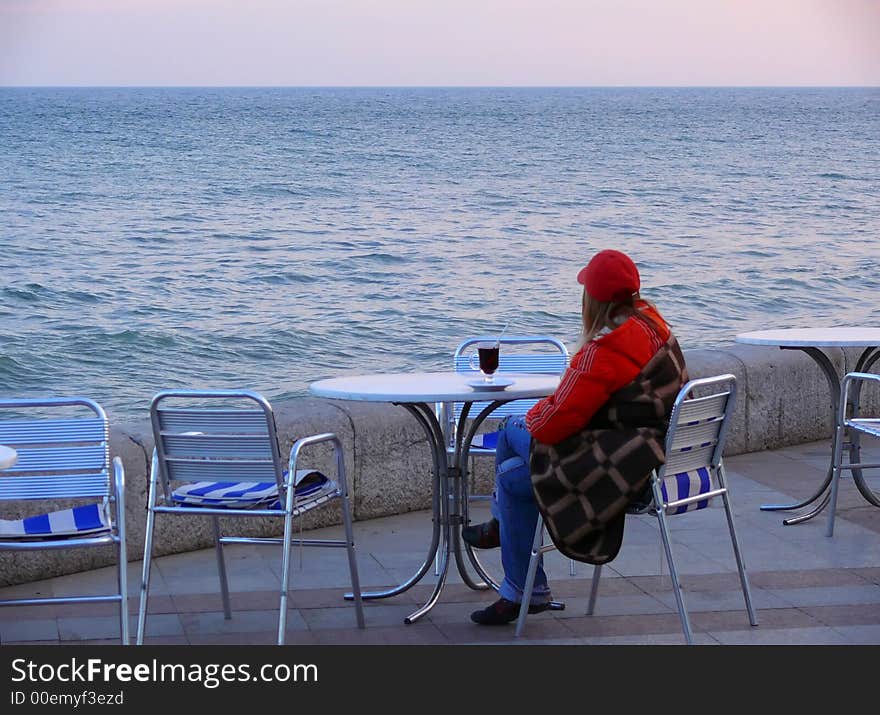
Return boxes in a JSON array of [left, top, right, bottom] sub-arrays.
[[529, 335, 689, 565]]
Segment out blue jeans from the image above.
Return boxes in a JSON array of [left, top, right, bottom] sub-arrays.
[[490, 415, 551, 605]]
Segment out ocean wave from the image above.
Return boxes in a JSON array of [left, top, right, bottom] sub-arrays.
[[249, 272, 321, 285], [92, 329, 179, 350], [349, 252, 408, 264], [2, 285, 45, 302], [817, 172, 860, 180], [287, 127, 330, 137], [257, 184, 343, 198], [734, 249, 779, 258]]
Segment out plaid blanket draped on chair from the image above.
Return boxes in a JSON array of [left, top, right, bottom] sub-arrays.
[[530, 335, 689, 565]]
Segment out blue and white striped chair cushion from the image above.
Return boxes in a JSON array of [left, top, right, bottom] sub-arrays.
[[660, 467, 714, 515], [171, 469, 332, 509], [0, 502, 111, 539], [172, 481, 279, 506]]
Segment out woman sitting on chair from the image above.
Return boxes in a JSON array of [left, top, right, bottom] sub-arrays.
[[463, 249, 688, 625]]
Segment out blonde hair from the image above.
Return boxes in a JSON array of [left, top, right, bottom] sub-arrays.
[[577, 289, 664, 350]]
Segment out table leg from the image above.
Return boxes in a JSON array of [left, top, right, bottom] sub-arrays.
[[421, 399, 494, 591], [344, 402, 446, 604], [406, 399, 503, 621], [400, 403, 452, 624], [361, 397, 569, 622], [455, 401, 504, 591], [760, 347, 839, 522]]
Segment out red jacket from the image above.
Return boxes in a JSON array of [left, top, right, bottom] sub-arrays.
[[526, 302, 671, 445]]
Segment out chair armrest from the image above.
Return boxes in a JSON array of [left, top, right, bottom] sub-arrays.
[[287, 433, 349, 496], [842, 372, 880, 420], [843, 372, 880, 388], [112, 456, 127, 537]]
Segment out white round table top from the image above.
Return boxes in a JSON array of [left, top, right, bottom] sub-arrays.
[[309, 371, 560, 403], [0, 445, 18, 470], [736, 328, 880, 348]]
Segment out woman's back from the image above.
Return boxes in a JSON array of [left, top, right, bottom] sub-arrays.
[[527, 300, 673, 444]]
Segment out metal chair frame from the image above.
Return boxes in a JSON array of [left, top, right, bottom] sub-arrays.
[[827, 372, 880, 537], [0, 397, 128, 645], [436, 335, 573, 577], [136, 390, 364, 645], [515, 374, 759, 643], [442, 335, 570, 459]]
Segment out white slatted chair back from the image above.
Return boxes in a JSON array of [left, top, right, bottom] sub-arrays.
[[150, 390, 285, 507], [657, 378, 736, 515], [0, 397, 129, 645], [449, 335, 569, 443], [0, 397, 111, 502]]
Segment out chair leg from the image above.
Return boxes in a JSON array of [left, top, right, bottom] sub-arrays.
[[434, 535, 443, 577], [136, 504, 156, 646], [514, 517, 545, 638], [277, 509, 296, 646], [116, 519, 129, 646], [826, 423, 848, 537], [212, 517, 232, 620], [717, 463, 758, 626], [114, 461, 130, 646], [340, 487, 365, 629], [586, 564, 603, 615], [656, 506, 694, 645]]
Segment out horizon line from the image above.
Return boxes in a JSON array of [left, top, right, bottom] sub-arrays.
[[2, 83, 878, 89]]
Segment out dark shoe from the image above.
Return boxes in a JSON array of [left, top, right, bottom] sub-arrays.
[[470, 597, 551, 625], [461, 518, 500, 549]]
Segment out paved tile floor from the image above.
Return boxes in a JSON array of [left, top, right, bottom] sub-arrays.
[[2, 439, 879, 645]]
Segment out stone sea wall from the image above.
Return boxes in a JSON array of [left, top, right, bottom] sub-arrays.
[[2, 344, 878, 587]]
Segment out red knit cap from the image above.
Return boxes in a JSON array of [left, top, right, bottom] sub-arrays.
[[576, 249, 640, 303]]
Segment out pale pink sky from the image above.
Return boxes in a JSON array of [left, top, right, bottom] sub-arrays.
[[1, 0, 878, 86]]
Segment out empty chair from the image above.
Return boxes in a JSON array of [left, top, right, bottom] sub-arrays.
[[515, 374, 758, 643], [827, 372, 880, 537], [441, 335, 569, 495], [0, 397, 129, 644], [136, 390, 364, 645]]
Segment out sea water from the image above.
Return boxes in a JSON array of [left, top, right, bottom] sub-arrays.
[[1, 87, 878, 420]]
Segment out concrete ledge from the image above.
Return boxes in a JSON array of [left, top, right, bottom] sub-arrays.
[[2, 343, 878, 586]]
